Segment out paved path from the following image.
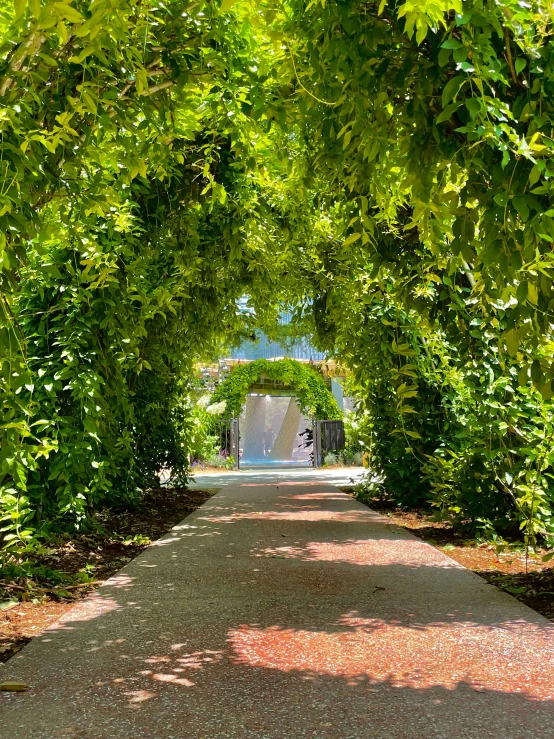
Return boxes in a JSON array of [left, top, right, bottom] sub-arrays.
[[187, 466, 367, 489], [2, 484, 554, 738]]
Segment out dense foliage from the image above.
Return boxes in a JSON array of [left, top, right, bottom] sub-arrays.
[[2, 0, 554, 552]]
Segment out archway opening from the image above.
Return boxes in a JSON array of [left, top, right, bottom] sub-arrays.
[[209, 358, 342, 469], [240, 395, 312, 468]]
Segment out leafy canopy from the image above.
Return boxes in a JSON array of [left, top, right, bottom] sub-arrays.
[[2, 0, 554, 550]]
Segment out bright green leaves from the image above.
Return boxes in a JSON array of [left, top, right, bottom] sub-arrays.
[[52, 2, 83, 24], [81, 90, 97, 115], [0, 0, 288, 540], [1, 0, 554, 550], [13, 0, 27, 21], [391, 340, 416, 357], [342, 232, 361, 247], [211, 359, 342, 420], [398, 0, 462, 45], [219, 0, 240, 12]]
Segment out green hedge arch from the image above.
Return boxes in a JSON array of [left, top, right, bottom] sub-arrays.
[[210, 359, 342, 420]]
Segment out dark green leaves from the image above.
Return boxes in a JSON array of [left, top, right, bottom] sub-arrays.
[[512, 196, 530, 222], [442, 76, 466, 107], [436, 102, 461, 124]]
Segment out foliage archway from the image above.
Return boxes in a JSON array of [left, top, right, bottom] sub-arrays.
[[210, 359, 342, 421], [2, 0, 554, 552]]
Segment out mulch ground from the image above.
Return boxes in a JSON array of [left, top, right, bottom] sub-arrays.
[[0, 488, 216, 664], [351, 493, 554, 622]]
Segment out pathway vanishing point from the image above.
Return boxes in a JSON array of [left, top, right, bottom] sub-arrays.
[[1, 482, 554, 738]]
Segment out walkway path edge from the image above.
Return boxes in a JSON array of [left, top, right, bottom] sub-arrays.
[[1, 483, 553, 739]]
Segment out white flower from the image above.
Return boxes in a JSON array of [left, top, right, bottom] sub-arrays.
[[196, 394, 212, 409], [206, 400, 227, 416]]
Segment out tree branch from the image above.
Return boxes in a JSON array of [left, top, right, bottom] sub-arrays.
[[503, 26, 519, 85], [0, 31, 46, 96]]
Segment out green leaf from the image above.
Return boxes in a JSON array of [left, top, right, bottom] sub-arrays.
[[517, 365, 529, 386], [512, 196, 529, 222], [528, 165, 540, 187], [481, 239, 501, 267], [515, 58, 527, 75], [14, 0, 26, 20], [441, 39, 463, 50], [53, 3, 84, 22], [220, 0, 240, 12], [39, 53, 58, 67], [343, 232, 361, 247], [442, 76, 465, 107], [438, 48, 451, 67], [456, 12, 472, 25], [517, 281, 528, 303], [465, 98, 481, 119], [505, 328, 519, 357], [436, 102, 460, 124], [453, 46, 467, 63], [82, 91, 97, 115]]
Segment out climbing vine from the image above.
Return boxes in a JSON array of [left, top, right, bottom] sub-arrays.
[[210, 359, 342, 421], [1, 0, 554, 550]]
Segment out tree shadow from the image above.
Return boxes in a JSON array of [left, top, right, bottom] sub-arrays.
[[2, 484, 554, 736], [3, 593, 553, 737]]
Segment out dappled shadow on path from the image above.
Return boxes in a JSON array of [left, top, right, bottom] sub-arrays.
[[3, 484, 554, 737], [8, 596, 552, 738]]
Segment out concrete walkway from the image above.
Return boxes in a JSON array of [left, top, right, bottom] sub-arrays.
[[187, 466, 367, 489], [1, 484, 554, 738]]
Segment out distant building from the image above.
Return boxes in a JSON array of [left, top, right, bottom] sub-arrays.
[[233, 304, 326, 361], [232, 334, 326, 362]]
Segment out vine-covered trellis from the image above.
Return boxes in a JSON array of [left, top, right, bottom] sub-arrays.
[[210, 359, 342, 421], [1, 0, 554, 553]]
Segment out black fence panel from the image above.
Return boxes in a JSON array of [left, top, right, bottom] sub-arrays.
[[214, 419, 240, 468], [313, 420, 345, 466], [321, 420, 345, 452]]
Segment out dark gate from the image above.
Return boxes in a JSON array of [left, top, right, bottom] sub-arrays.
[[312, 420, 345, 467], [214, 419, 240, 469]]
